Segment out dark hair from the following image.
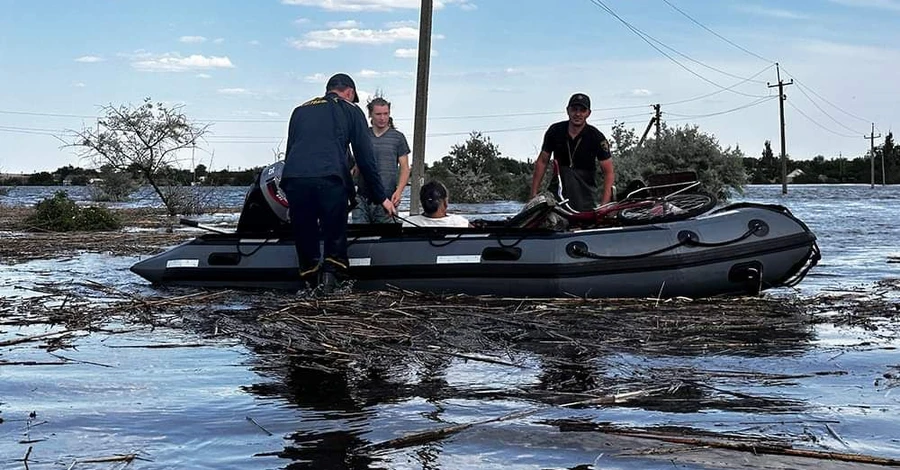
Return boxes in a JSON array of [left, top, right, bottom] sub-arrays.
[[367, 97, 396, 129], [420, 181, 448, 215]]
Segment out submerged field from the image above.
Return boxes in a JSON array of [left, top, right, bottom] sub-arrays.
[[1, 185, 899, 469]]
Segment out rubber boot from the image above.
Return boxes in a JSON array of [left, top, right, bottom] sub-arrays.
[[320, 271, 337, 295]]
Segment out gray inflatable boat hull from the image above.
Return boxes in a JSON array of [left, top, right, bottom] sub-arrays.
[[131, 203, 819, 298]]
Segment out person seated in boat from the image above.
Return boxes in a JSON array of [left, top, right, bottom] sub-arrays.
[[529, 93, 615, 212], [403, 181, 472, 228]]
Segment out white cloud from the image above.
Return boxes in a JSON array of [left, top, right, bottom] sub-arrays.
[[213, 38, 225, 44], [281, 0, 457, 11], [304, 73, 329, 82], [796, 39, 899, 61], [196, 73, 212, 79], [73, 82, 86, 88], [179, 35, 208, 43], [394, 47, 437, 58], [294, 17, 311, 25], [384, 20, 417, 28], [75, 55, 104, 63], [736, 5, 808, 19], [327, 20, 362, 28], [828, 0, 900, 11], [631, 89, 653, 97], [217, 88, 252, 95], [358, 69, 414, 78], [260, 111, 281, 117], [290, 26, 435, 49], [249, 40, 261, 46], [131, 53, 235, 72]]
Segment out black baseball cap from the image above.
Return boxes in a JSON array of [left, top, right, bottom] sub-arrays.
[[567, 93, 591, 110], [326, 73, 359, 103]]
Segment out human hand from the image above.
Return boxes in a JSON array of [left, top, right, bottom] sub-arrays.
[[391, 190, 403, 207], [381, 199, 397, 216]]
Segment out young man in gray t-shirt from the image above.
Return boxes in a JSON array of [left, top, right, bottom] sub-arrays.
[[351, 96, 411, 224]]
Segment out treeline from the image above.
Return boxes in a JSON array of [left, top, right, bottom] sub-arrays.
[[743, 134, 897, 184], [0, 164, 263, 187]]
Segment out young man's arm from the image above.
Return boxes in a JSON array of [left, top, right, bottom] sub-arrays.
[[599, 158, 614, 204], [530, 150, 551, 199], [394, 154, 410, 206]]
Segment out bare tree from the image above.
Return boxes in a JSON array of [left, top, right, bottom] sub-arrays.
[[70, 98, 209, 215]]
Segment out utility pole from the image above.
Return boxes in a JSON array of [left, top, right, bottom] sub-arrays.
[[866, 123, 881, 189], [653, 103, 661, 142], [767, 63, 793, 195], [637, 104, 659, 149], [410, 0, 433, 214]]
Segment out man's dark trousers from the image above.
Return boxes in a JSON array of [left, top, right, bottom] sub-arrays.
[[280, 176, 349, 281]]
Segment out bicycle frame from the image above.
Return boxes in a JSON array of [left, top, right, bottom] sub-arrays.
[[550, 160, 701, 227]]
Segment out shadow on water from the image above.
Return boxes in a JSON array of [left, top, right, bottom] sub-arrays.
[[208, 293, 821, 468]]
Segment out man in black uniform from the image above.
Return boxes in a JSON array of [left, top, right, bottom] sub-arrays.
[[281, 73, 396, 293], [530, 93, 614, 212]]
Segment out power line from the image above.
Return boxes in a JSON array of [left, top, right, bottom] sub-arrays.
[[586, 0, 768, 98], [660, 63, 775, 106], [785, 100, 858, 138], [659, 0, 772, 63], [779, 66, 872, 125], [790, 79, 865, 135], [666, 95, 776, 119]]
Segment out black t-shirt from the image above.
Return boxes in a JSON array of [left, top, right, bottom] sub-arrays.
[[540, 121, 612, 172], [541, 121, 612, 211]]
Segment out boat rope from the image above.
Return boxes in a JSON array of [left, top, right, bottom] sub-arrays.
[[570, 238, 688, 260], [680, 222, 763, 247], [236, 240, 274, 257], [570, 225, 760, 260], [777, 241, 821, 287]]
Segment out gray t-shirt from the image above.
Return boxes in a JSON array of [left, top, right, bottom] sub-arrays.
[[357, 127, 410, 201]]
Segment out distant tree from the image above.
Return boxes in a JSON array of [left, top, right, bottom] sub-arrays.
[[194, 163, 208, 178], [27, 171, 56, 186], [427, 132, 532, 202], [70, 98, 210, 216], [612, 123, 747, 200], [883, 132, 895, 184], [757, 140, 779, 183], [428, 132, 499, 202], [90, 164, 138, 202]]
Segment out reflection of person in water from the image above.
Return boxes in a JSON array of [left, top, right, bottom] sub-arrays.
[[272, 354, 453, 469]]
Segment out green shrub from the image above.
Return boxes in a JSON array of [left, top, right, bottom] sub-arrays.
[[77, 206, 122, 231], [25, 191, 121, 231]]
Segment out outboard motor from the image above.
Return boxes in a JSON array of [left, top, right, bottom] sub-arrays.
[[236, 161, 291, 234]]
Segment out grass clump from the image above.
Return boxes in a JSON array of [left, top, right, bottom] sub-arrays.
[[25, 191, 121, 232]]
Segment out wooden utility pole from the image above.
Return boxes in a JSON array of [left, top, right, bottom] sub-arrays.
[[410, 0, 433, 214], [767, 63, 793, 195], [866, 123, 881, 189], [653, 103, 661, 142], [637, 104, 659, 149]]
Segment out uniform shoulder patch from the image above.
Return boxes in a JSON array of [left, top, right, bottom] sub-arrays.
[[301, 97, 328, 107]]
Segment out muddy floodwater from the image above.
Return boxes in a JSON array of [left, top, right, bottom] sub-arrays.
[[1, 184, 898, 470]]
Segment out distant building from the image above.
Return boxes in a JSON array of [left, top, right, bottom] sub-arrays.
[[786, 169, 804, 183]]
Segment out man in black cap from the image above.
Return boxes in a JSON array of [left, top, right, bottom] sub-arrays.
[[281, 73, 396, 293], [530, 93, 614, 212]]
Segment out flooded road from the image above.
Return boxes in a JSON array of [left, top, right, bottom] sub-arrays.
[[1, 184, 899, 469]]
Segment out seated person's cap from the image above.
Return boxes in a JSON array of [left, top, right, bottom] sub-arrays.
[[567, 93, 591, 109], [326, 73, 359, 103]]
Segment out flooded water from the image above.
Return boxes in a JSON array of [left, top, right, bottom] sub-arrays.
[[1, 184, 899, 469]]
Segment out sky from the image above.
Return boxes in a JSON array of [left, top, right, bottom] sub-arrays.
[[0, 0, 898, 173]]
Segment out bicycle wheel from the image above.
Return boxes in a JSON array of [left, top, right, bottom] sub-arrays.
[[617, 192, 717, 225]]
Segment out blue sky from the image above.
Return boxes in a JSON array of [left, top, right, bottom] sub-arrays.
[[0, 0, 897, 173]]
